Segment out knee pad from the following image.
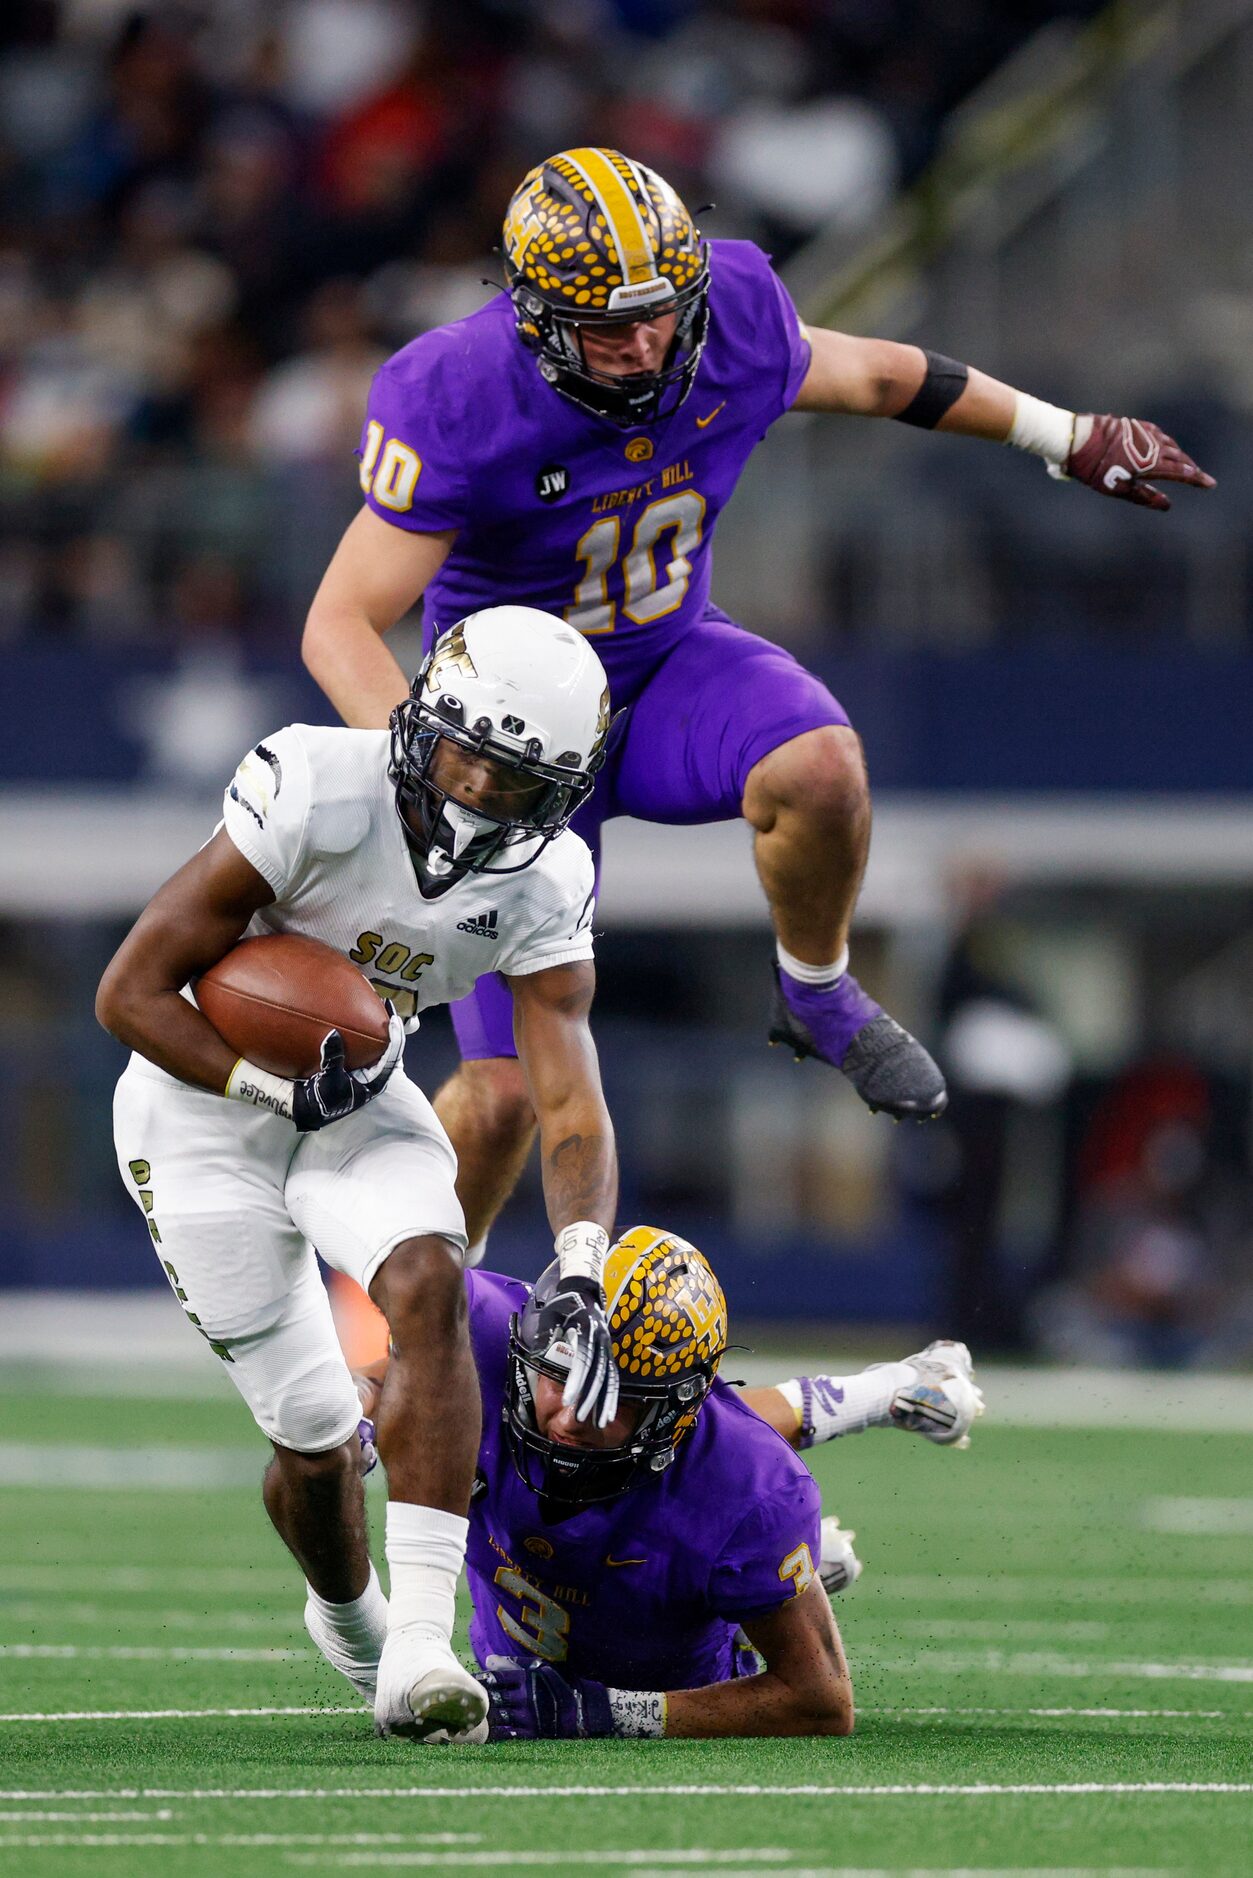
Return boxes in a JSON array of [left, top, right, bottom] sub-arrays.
[[227, 1313, 363, 1455]]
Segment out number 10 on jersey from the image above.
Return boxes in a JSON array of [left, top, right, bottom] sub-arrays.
[[569, 489, 706, 634]]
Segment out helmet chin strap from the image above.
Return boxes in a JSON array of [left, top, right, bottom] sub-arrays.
[[422, 798, 489, 880], [444, 799, 486, 861]]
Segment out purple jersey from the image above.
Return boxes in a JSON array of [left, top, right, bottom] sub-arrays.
[[462, 1269, 821, 1693], [359, 240, 811, 687]]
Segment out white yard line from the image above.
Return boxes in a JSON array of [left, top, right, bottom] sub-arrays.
[[508, 1870, 1180, 1878], [860, 1576, 1253, 1606], [0, 1565, 294, 1593], [872, 1706, 1235, 1720], [894, 1621, 1112, 1642], [0, 1643, 307, 1662], [0, 1784, 1248, 1802], [1141, 1498, 1253, 1535], [0, 1834, 486, 1851], [0, 1810, 173, 1822], [868, 1652, 1253, 1683], [504, 1870, 1180, 1878], [1, 1600, 297, 1632], [287, 1864, 1178, 1878], [0, 1705, 360, 1724], [0, 1444, 257, 1489], [2, 1703, 1244, 1727]]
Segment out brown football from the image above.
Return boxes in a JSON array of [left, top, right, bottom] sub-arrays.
[[196, 933, 391, 1078]]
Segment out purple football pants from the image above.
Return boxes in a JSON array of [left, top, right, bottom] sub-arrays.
[[451, 608, 850, 1061]]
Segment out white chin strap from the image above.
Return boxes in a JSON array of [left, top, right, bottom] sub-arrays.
[[446, 800, 485, 860], [429, 799, 487, 874]]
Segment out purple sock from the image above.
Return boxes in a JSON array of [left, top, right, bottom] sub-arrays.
[[777, 966, 881, 1065]]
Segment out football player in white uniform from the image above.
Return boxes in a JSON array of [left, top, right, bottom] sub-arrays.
[[97, 606, 622, 1746]]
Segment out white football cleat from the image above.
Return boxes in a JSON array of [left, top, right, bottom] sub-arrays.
[[890, 1339, 985, 1447], [303, 1596, 379, 1708], [374, 1630, 488, 1743], [818, 1514, 862, 1596]]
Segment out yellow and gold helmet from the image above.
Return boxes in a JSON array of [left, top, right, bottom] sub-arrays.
[[502, 148, 710, 428], [505, 1226, 729, 1506]]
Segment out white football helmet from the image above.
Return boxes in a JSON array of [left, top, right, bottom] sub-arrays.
[[390, 606, 611, 892]]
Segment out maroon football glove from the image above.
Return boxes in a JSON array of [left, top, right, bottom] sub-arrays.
[[1064, 415, 1215, 512]]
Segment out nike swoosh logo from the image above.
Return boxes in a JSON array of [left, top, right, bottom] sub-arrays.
[[695, 402, 726, 429], [604, 1556, 648, 1568]]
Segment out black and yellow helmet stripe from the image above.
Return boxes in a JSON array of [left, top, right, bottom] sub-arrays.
[[559, 147, 657, 287]]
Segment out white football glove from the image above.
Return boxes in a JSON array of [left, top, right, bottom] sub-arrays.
[[818, 1514, 862, 1596], [889, 1339, 985, 1447]]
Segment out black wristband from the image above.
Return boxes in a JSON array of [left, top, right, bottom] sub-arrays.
[[893, 350, 969, 430]]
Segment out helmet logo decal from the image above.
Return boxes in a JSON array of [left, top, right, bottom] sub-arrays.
[[503, 174, 545, 270], [426, 621, 478, 691]]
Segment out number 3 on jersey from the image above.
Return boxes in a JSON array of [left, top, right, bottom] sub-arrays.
[[494, 1566, 570, 1662], [569, 489, 706, 634], [359, 419, 422, 512]]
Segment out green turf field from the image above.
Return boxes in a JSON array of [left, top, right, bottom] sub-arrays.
[[0, 1383, 1249, 1876]]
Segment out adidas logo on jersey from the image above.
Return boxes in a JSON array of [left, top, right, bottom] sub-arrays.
[[456, 910, 499, 938]]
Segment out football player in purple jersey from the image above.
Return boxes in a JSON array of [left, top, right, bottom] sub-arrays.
[[347, 1227, 984, 1741], [302, 147, 1214, 1257]]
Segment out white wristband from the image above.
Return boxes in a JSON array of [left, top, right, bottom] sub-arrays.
[[555, 1220, 610, 1287], [224, 1058, 295, 1121], [1008, 391, 1077, 467], [607, 1686, 667, 1738]]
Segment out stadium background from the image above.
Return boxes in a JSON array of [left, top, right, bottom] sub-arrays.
[[1, 0, 1251, 1370]]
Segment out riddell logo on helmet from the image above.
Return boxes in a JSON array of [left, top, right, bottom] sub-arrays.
[[609, 277, 673, 307]]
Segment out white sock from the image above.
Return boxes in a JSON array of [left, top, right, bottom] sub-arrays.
[[384, 1502, 468, 1643], [776, 941, 849, 988], [304, 1560, 388, 1680], [779, 1362, 914, 1443]]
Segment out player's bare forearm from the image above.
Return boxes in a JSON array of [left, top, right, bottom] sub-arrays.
[[792, 325, 1214, 506], [792, 328, 1013, 436], [540, 1123, 616, 1236], [302, 604, 411, 731], [510, 963, 618, 1233], [664, 1583, 852, 1738], [301, 507, 456, 729], [95, 830, 275, 1093]]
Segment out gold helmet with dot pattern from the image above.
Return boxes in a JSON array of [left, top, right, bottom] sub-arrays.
[[502, 148, 710, 429], [504, 1226, 729, 1506]]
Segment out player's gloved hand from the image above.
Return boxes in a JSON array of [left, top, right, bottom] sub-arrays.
[[480, 1655, 613, 1740], [551, 1274, 619, 1428], [355, 1415, 378, 1477], [291, 1005, 405, 1133], [1060, 415, 1215, 511]]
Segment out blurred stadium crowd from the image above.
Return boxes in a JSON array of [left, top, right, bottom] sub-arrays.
[[0, 0, 1105, 647], [1, 0, 1250, 1365]]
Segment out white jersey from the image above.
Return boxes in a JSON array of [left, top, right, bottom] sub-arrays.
[[220, 723, 596, 1026]]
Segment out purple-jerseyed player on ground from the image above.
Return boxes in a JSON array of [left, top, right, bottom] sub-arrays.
[[347, 1226, 984, 1741], [302, 148, 1214, 1255]]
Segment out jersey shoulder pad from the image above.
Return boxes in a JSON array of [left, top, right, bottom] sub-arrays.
[[283, 724, 383, 857], [374, 295, 513, 426]]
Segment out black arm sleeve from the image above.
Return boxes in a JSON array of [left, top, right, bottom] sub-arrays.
[[892, 350, 969, 430]]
